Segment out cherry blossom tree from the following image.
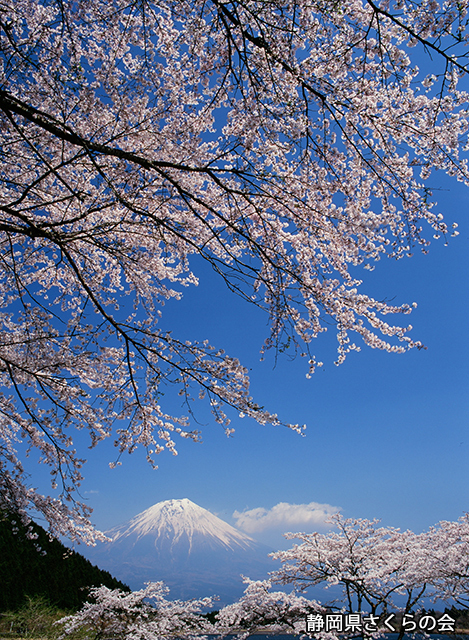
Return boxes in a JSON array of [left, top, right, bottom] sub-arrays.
[[271, 514, 469, 639], [0, 0, 468, 539], [421, 513, 469, 609], [272, 516, 427, 619], [215, 578, 323, 638], [58, 579, 323, 640], [57, 582, 215, 640]]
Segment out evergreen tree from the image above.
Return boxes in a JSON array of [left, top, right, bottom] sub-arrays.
[[0, 511, 129, 611]]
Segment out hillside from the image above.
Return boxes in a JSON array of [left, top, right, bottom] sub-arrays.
[[0, 511, 129, 611]]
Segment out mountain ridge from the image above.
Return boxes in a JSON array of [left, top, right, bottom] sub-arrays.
[[84, 498, 276, 604], [107, 498, 257, 554]]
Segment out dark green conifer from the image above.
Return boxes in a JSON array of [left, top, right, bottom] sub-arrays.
[[0, 511, 129, 611]]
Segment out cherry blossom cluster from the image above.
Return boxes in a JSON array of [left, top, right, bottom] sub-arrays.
[[272, 513, 469, 638], [215, 578, 323, 639], [0, 0, 468, 538], [57, 582, 215, 640], [57, 579, 323, 640]]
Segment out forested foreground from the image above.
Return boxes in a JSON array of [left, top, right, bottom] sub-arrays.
[[0, 598, 84, 640], [0, 512, 129, 612]]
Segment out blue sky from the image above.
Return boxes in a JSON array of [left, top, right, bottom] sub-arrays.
[[54, 168, 469, 552]]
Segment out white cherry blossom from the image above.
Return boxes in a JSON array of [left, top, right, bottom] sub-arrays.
[[0, 0, 468, 539]]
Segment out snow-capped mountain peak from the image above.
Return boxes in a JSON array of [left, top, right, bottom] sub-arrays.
[[107, 498, 256, 553], [84, 498, 275, 604]]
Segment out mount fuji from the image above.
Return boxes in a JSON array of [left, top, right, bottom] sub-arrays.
[[84, 499, 275, 604]]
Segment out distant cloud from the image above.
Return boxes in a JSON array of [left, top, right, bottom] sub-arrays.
[[233, 501, 340, 533], [84, 490, 99, 495]]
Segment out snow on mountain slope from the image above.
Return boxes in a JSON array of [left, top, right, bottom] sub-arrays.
[[84, 498, 275, 604], [107, 498, 256, 554]]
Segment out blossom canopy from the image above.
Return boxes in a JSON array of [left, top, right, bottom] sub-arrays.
[[0, 0, 468, 539]]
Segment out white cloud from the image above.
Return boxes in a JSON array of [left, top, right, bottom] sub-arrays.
[[233, 501, 340, 533]]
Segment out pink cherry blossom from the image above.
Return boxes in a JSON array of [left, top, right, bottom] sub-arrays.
[[0, 0, 468, 539]]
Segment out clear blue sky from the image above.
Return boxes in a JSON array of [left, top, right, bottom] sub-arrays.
[[44, 167, 469, 553]]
